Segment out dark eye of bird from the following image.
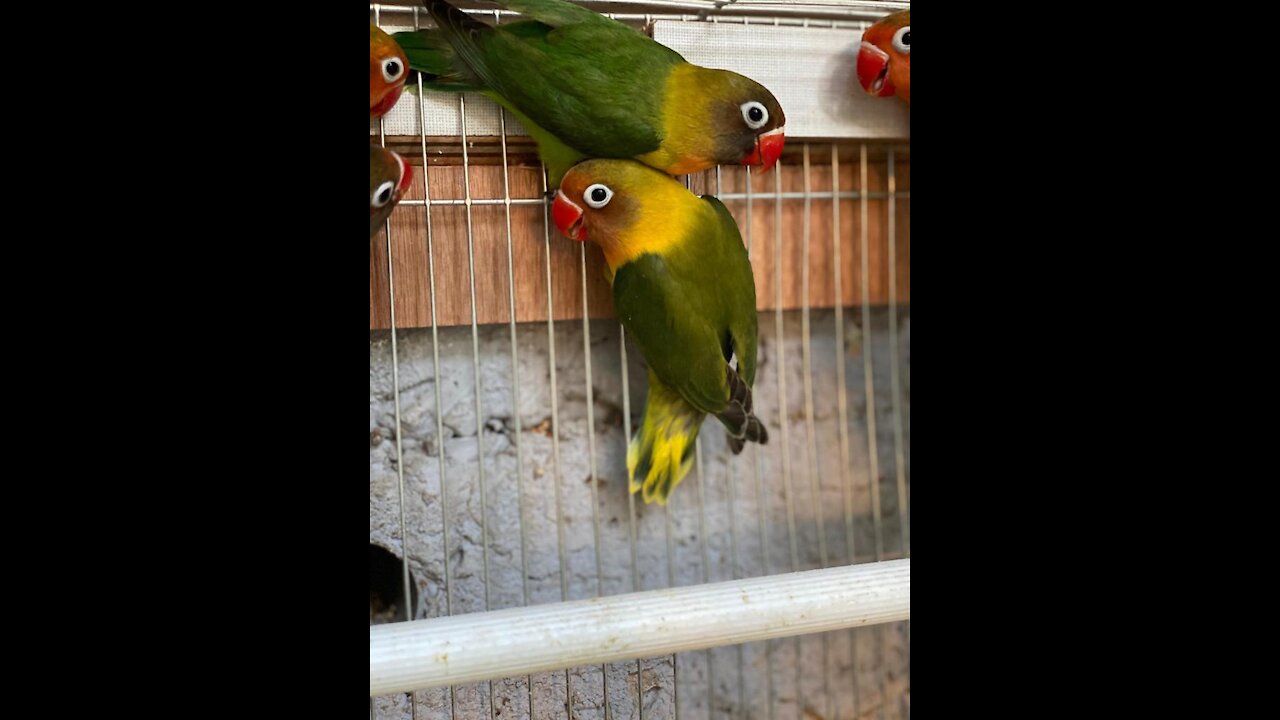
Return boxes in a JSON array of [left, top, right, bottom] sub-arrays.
[[901, 31, 910, 45], [377, 188, 392, 205], [385, 60, 401, 76], [591, 187, 607, 203], [748, 106, 764, 122]]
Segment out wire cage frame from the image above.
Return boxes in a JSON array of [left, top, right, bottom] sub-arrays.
[[370, 2, 910, 720]]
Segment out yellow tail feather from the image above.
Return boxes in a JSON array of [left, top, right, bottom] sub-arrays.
[[627, 370, 706, 505]]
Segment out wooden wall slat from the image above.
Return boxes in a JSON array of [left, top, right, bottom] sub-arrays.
[[370, 144, 908, 330]]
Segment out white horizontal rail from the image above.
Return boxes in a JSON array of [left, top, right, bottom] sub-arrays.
[[654, 21, 910, 140], [372, 15, 910, 140], [372, 2, 909, 22], [370, 559, 909, 695]]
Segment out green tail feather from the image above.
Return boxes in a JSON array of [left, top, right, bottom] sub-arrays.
[[628, 370, 706, 505], [392, 29, 484, 91], [391, 27, 584, 186]]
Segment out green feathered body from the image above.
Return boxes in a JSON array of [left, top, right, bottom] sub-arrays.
[[397, 1, 679, 184], [562, 163, 764, 504], [612, 197, 760, 407], [395, 0, 785, 186]]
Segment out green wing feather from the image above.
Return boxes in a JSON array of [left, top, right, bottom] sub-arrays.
[[412, 0, 678, 159], [490, 0, 609, 27], [702, 195, 759, 387], [614, 253, 730, 415], [394, 26, 484, 91], [616, 192, 766, 501], [613, 199, 758, 415]]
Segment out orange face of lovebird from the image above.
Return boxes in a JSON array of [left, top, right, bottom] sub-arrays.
[[552, 159, 699, 271], [371, 24, 409, 119], [856, 11, 910, 104]]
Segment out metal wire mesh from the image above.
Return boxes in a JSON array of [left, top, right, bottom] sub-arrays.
[[371, 3, 910, 719]]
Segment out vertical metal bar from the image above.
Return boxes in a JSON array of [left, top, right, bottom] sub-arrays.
[[410, 10, 454, 719], [831, 144, 859, 720], [648, 17, 676, 714], [799, 144, 832, 720], [694, 435, 712, 720], [771, 156, 801, 720], [660, 22, 680, 712], [665, 488, 677, 720], [620, 327, 642, 720], [375, 8, 417, 719], [497, 101, 536, 720], [799, 147, 827, 566], [673, 169, 697, 720], [458, 93, 498, 720], [887, 148, 909, 559], [745, 164, 775, 720], [888, 146, 910, 719], [717, 164, 746, 720], [541, 162, 575, 720], [857, 158, 883, 556], [589, 13, 638, 713], [772, 162, 799, 574], [696, 167, 715, 720], [580, 240, 611, 720], [380, 81, 417, 720], [860, 143, 887, 720]]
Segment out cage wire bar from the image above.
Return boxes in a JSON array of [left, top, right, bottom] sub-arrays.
[[372, 2, 910, 719], [371, 1, 909, 26], [374, 5, 420, 719]]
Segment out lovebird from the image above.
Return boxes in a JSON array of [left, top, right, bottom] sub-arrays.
[[552, 159, 768, 504], [395, 0, 786, 186], [370, 145, 413, 238], [856, 10, 909, 104], [371, 23, 410, 118]]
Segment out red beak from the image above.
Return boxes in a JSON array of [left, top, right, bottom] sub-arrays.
[[395, 153, 413, 196], [552, 191, 586, 241], [857, 42, 896, 97], [386, 149, 412, 202], [370, 86, 405, 119], [743, 127, 785, 171]]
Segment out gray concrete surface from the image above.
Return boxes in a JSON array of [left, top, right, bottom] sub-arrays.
[[371, 308, 909, 720]]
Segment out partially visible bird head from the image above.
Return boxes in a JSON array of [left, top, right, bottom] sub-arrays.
[[553, 159, 694, 248], [555, 160, 638, 244], [715, 71, 787, 171], [663, 66, 787, 174], [856, 10, 909, 102], [370, 145, 413, 237], [371, 24, 410, 119]]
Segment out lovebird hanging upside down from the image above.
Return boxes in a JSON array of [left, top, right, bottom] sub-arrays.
[[856, 10, 909, 104], [394, 0, 786, 187], [371, 23, 410, 118], [370, 145, 413, 238], [552, 159, 768, 504]]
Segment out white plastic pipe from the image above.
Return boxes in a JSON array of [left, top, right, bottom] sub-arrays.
[[371, 559, 909, 695]]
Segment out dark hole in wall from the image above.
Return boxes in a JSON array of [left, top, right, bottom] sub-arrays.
[[370, 544, 417, 624]]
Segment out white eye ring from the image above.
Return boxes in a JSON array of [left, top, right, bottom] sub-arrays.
[[892, 26, 910, 54], [381, 57, 405, 83], [740, 101, 768, 130], [583, 184, 613, 209], [372, 180, 396, 209]]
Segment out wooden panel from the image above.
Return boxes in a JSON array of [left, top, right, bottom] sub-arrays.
[[370, 143, 909, 330]]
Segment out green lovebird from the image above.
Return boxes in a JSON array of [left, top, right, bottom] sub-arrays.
[[371, 145, 413, 238], [395, 0, 786, 187], [552, 159, 768, 504]]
